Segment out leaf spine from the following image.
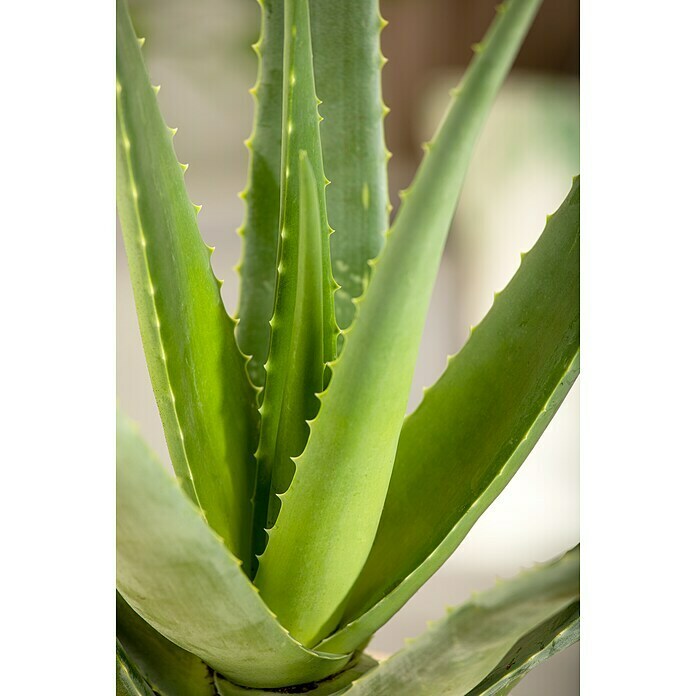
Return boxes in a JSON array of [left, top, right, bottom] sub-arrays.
[[117, 80, 201, 510]]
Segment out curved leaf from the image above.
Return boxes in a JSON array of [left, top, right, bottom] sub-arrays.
[[260, 152, 326, 540], [311, 0, 390, 333], [117, 592, 215, 696], [117, 641, 156, 696], [324, 176, 580, 653], [467, 605, 579, 695], [256, 0, 543, 648], [215, 654, 377, 696], [252, 0, 338, 560], [116, 0, 258, 566], [346, 547, 580, 696], [236, 0, 284, 389], [116, 411, 349, 689]]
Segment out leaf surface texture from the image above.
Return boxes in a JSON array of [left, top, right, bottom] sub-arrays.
[[257, 0, 544, 648], [116, 0, 258, 566], [325, 176, 580, 652], [116, 411, 349, 689], [347, 547, 579, 696]]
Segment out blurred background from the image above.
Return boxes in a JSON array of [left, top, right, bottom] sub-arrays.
[[117, 0, 579, 692]]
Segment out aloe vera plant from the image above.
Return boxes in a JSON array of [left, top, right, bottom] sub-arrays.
[[116, 0, 580, 692]]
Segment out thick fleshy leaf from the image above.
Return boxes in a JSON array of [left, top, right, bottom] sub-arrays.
[[259, 152, 326, 542], [215, 654, 377, 696], [346, 547, 580, 696], [324, 177, 580, 653], [236, 0, 284, 389], [117, 641, 156, 696], [466, 605, 579, 695], [256, 0, 543, 648], [116, 0, 258, 566], [311, 0, 390, 333], [116, 411, 349, 689], [252, 0, 338, 560], [117, 592, 215, 696]]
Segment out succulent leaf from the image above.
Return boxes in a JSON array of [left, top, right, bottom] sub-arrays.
[[466, 605, 579, 695], [324, 176, 580, 652], [310, 0, 390, 333], [115, 0, 258, 567], [117, 641, 156, 696], [214, 654, 378, 695], [255, 0, 543, 648], [251, 0, 338, 561], [345, 547, 580, 696], [115, 0, 579, 688], [117, 592, 215, 696], [116, 411, 350, 689], [236, 0, 284, 389]]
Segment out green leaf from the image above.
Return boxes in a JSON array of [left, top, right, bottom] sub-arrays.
[[116, 0, 258, 567], [252, 0, 338, 559], [260, 152, 327, 542], [117, 592, 215, 696], [116, 411, 350, 689], [466, 605, 579, 696], [310, 0, 390, 333], [255, 0, 543, 648], [236, 0, 284, 389], [214, 654, 377, 696], [324, 176, 580, 653], [117, 641, 156, 696], [346, 547, 580, 696]]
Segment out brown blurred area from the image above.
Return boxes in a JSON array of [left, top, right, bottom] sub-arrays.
[[381, 0, 579, 194]]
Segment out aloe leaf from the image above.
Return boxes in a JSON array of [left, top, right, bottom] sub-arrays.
[[252, 0, 338, 558], [310, 0, 390, 333], [117, 641, 156, 696], [491, 676, 525, 696], [117, 592, 215, 696], [346, 547, 580, 696], [116, 411, 350, 689], [323, 176, 580, 653], [256, 0, 543, 648], [215, 654, 378, 696], [236, 0, 283, 389], [466, 605, 579, 696], [259, 152, 326, 541], [116, 0, 258, 566]]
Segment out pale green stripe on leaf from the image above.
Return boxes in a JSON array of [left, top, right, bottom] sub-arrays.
[[252, 0, 337, 560], [236, 0, 284, 389], [310, 0, 390, 332], [117, 641, 156, 696], [116, 0, 258, 567], [117, 592, 215, 696], [116, 411, 349, 689], [347, 547, 580, 696], [324, 177, 580, 653], [467, 607, 579, 696], [255, 0, 542, 648], [266, 153, 325, 533]]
